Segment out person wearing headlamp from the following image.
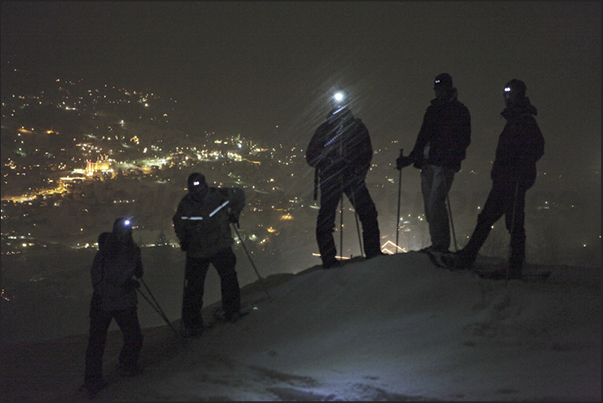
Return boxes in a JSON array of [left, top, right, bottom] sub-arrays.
[[451, 79, 545, 279], [397, 73, 472, 254], [172, 172, 246, 337], [306, 90, 383, 268], [83, 217, 144, 396]]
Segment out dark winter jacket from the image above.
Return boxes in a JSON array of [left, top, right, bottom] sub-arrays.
[[408, 89, 471, 172], [172, 187, 245, 258], [91, 232, 143, 312], [306, 106, 373, 179], [491, 98, 544, 189]]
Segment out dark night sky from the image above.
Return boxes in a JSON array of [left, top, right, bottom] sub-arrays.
[[1, 1, 601, 176]]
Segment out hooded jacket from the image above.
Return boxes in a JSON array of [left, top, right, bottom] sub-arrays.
[[409, 88, 471, 172], [491, 97, 544, 189], [306, 106, 373, 179], [172, 186, 245, 258]]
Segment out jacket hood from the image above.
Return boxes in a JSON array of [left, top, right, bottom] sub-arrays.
[[501, 97, 538, 120], [431, 87, 458, 106]]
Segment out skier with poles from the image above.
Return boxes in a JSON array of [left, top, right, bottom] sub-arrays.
[[397, 73, 471, 255], [82, 217, 144, 397], [450, 79, 544, 280], [172, 172, 246, 337], [306, 90, 383, 269]]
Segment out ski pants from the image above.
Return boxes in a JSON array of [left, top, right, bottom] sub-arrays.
[[461, 180, 528, 271], [420, 164, 456, 251], [182, 247, 241, 331], [316, 173, 381, 264], [85, 294, 143, 383]]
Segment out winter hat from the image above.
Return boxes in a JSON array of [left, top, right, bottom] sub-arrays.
[[433, 73, 453, 90], [187, 172, 207, 191], [112, 217, 132, 236], [504, 79, 527, 98]]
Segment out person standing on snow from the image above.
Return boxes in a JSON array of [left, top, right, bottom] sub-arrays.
[[172, 172, 246, 337], [451, 79, 544, 279], [83, 217, 144, 397], [397, 73, 471, 254], [306, 90, 383, 269]]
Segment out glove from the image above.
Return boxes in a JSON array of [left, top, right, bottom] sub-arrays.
[[228, 212, 239, 226], [396, 155, 413, 170], [124, 278, 141, 290]]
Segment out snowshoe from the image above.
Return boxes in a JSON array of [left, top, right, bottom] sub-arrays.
[[420, 247, 455, 270], [80, 378, 109, 398], [475, 268, 551, 282], [213, 308, 250, 324]]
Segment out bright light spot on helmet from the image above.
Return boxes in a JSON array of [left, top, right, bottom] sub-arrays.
[[193, 180, 200, 187], [333, 92, 345, 103], [434, 79, 441, 85], [124, 219, 131, 226], [504, 87, 512, 93]]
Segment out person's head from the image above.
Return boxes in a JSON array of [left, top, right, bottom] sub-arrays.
[[187, 172, 209, 199], [503, 79, 527, 107], [112, 217, 133, 241], [433, 73, 453, 99]]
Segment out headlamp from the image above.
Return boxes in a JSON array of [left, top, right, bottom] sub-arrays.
[[124, 219, 131, 227], [333, 92, 345, 103]]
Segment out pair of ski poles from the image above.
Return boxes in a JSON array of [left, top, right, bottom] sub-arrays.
[[136, 278, 181, 338], [394, 148, 458, 253]]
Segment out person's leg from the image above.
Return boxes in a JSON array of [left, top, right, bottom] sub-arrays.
[[212, 247, 241, 319], [425, 166, 455, 252], [316, 175, 343, 267], [455, 183, 506, 267], [420, 165, 435, 225], [346, 177, 381, 258], [84, 295, 112, 389], [182, 256, 210, 332], [505, 185, 528, 276], [114, 307, 143, 375]]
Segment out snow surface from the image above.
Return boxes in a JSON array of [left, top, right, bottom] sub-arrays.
[[1, 251, 600, 401]]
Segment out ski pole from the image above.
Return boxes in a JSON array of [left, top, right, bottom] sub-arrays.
[[230, 223, 272, 301], [313, 168, 319, 201], [350, 187, 364, 257], [446, 192, 458, 252], [137, 279, 180, 337], [339, 177, 344, 261], [395, 149, 404, 253], [444, 172, 458, 252]]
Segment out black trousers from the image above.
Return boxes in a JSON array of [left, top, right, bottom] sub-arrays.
[[316, 173, 381, 264], [462, 181, 528, 272], [182, 247, 241, 330], [84, 295, 143, 383]]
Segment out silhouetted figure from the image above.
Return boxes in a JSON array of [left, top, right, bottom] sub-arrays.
[[306, 92, 382, 268], [452, 79, 545, 279], [172, 172, 246, 337], [83, 218, 144, 397], [397, 73, 471, 253]]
